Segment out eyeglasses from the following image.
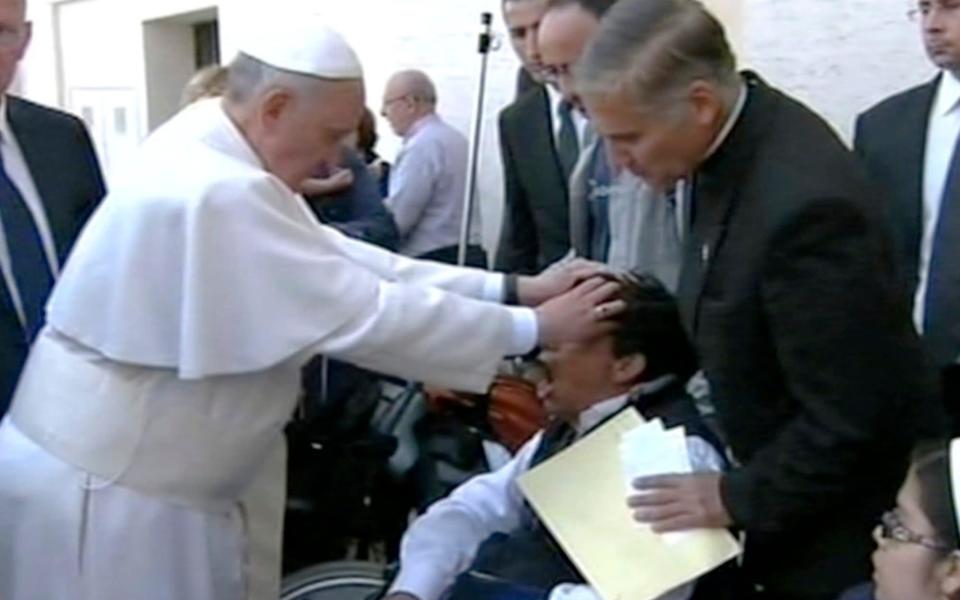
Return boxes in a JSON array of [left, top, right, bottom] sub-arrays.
[[878, 510, 952, 551], [908, 1, 960, 22], [381, 95, 410, 111]]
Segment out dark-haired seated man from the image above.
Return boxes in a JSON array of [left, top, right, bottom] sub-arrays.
[[386, 273, 726, 600]]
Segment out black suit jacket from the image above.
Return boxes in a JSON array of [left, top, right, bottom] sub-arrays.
[[494, 85, 570, 274], [678, 73, 943, 599], [0, 96, 105, 417], [853, 77, 938, 313]]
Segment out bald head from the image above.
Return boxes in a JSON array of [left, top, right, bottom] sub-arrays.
[[382, 70, 438, 137], [0, 0, 25, 18], [385, 70, 437, 106], [538, 1, 604, 104], [0, 0, 30, 96]]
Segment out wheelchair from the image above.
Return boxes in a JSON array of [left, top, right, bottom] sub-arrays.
[[281, 357, 546, 598], [280, 560, 391, 600]]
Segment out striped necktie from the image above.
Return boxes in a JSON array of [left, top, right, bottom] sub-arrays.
[[556, 100, 580, 180]]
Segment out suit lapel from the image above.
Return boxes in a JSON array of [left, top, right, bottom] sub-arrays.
[[523, 86, 563, 175], [678, 75, 767, 334], [899, 77, 940, 261], [6, 98, 68, 258], [677, 171, 737, 333]]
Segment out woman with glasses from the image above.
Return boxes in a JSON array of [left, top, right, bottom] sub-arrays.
[[840, 440, 960, 600]]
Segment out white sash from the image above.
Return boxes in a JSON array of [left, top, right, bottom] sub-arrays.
[[10, 327, 301, 513]]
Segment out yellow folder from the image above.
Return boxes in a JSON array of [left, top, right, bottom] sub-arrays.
[[517, 409, 741, 600]]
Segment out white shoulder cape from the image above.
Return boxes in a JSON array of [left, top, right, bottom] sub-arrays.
[[47, 100, 400, 379]]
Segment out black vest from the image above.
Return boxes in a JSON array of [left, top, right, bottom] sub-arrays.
[[458, 381, 725, 594]]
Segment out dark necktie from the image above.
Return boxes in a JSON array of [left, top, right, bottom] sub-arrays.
[[556, 100, 580, 180], [530, 420, 577, 467], [924, 128, 960, 367], [0, 146, 53, 340]]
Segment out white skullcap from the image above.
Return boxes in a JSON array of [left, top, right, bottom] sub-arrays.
[[237, 17, 363, 80]]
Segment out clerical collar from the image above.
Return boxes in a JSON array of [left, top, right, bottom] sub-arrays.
[[702, 81, 748, 162], [575, 374, 678, 435], [933, 70, 960, 118]]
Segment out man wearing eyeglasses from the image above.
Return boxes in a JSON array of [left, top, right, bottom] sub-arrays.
[[381, 69, 486, 267], [855, 0, 960, 432], [0, 0, 104, 420]]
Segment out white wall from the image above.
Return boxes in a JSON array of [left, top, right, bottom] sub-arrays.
[[740, 0, 932, 141], [15, 0, 938, 250]]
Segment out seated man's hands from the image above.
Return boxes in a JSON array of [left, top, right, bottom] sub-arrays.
[[536, 277, 626, 348], [517, 259, 610, 307]]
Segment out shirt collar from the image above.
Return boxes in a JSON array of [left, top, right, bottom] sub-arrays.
[[546, 83, 562, 114], [405, 113, 438, 141], [0, 96, 14, 148], [576, 393, 630, 435], [574, 374, 679, 435], [934, 70, 960, 117], [703, 81, 748, 162]]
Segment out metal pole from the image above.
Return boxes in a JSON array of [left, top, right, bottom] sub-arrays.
[[457, 12, 494, 267]]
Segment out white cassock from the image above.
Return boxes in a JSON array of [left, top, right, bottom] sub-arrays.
[[0, 99, 537, 600]]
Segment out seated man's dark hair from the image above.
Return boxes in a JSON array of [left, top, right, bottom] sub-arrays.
[[608, 272, 698, 383]]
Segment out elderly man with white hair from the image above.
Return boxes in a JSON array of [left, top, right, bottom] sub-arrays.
[[381, 69, 486, 266], [0, 19, 622, 600]]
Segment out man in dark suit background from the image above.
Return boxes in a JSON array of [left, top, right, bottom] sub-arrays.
[[854, 0, 960, 431], [0, 0, 105, 418], [576, 1, 943, 599], [495, 0, 582, 274]]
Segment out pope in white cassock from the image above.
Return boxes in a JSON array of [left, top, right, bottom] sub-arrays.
[[0, 19, 624, 600]]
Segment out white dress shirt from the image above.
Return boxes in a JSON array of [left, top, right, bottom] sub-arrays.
[[914, 71, 960, 335], [546, 84, 590, 156], [0, 97, 60, 329], [390, 389, 725, 600], [386, 114, 479, 258]]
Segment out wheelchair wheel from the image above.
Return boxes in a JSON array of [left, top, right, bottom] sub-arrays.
[[280, 560, 389, 600]]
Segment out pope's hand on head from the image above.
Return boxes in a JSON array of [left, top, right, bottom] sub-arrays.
[[627, 472, 732, 532], [535, 276, 625, 348], [517, 258, 611, 307]]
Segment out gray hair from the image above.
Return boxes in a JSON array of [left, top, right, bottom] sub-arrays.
[[180, 65, 229, 107], [393, 69, 438, 106], [225, 53, 340, 105], [545, 0, 617, 20], [575, 0, 739, 115]]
